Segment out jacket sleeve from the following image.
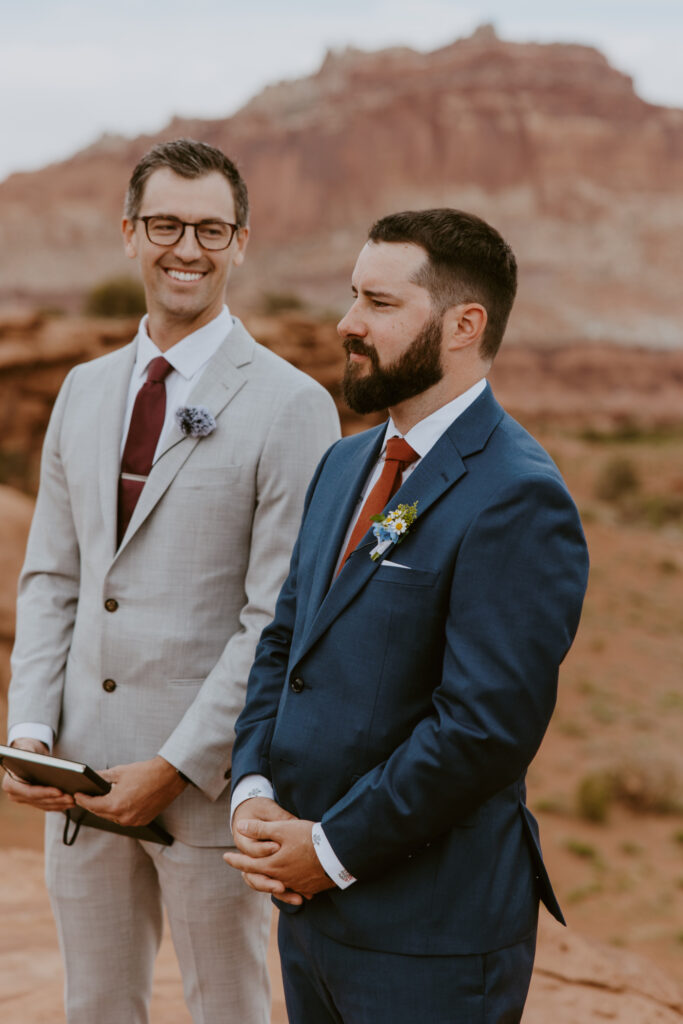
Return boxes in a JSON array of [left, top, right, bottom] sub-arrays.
[[8, 370, 80, 734], [158, 383, 340, 798], [229, 443, 335, 793], [320, 471, 589, 879]]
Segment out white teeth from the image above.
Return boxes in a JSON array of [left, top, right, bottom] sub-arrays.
[[167, 269, 203, 282]]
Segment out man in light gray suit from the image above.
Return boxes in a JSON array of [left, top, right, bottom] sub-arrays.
[[2, 138, 340, 1024]]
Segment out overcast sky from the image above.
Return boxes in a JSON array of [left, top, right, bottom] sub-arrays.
[[2, 0, 681, 183]]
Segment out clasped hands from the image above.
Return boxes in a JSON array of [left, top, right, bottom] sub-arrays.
[[223, 797, 335, 906], [1, 740, 186, 826]]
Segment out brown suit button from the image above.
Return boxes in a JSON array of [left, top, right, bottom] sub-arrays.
[[290, 677, 305, 693], [104, 598, 119, 612], [102, 679, 117, 693]]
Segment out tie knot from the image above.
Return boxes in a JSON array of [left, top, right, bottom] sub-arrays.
[[385, 437, 419, 468], [146, 356, 173, 383]]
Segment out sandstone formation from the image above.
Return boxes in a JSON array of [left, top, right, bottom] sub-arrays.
[[1, 311, 682, 498], [0, 26, 681, 346]]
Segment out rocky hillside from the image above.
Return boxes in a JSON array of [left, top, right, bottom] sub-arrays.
[[0, 25, 681, 346]]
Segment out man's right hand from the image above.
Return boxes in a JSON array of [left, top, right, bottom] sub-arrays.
[[228, 797, 304, 905], [231, 797, 295, 856], [1, 738, 75, 812]]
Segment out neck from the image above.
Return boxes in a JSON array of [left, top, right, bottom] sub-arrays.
[[146, 307, 222, 352], [388, 370, 486, 434]]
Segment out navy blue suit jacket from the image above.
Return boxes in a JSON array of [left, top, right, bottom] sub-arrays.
[[232, 385, 589, 955]]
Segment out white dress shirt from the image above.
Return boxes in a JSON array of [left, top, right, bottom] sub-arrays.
[[9, 306, 235, 751], [231, 378, 487, 887]]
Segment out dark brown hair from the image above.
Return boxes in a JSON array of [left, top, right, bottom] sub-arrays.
[[369, 208, 517, 360], [124, 138, 249, 227]]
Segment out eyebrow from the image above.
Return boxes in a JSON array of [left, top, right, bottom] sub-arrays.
[[351, 286, 401, 301]]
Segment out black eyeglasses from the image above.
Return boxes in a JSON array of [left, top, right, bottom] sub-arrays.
[[136, 216, 240, 251]]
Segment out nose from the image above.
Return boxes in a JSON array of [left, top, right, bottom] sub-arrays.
[[337, 301, 366, 339], [173, 224, 203, 261]]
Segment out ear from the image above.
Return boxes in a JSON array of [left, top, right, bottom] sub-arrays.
[[230, 225, 250, 268], [122, 217, 138, 260], [442, 303, 487, 351]]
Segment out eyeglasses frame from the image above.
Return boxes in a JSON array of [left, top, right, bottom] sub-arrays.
[[136, 215, 240, 251]]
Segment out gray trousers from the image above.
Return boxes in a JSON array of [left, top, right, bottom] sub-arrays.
[[45, 812, 271, 1024]]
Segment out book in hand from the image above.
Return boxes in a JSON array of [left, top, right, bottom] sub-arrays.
[[0, 744, 173, 846]]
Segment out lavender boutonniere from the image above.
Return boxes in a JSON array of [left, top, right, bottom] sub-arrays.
[[369, 501, 419, 561], [175, 405, 216, 438]]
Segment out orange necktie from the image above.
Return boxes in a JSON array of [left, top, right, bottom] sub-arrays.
[[337, 437, 419, 573]]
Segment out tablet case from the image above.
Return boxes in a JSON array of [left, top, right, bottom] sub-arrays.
[[0, 744, 173, 845]]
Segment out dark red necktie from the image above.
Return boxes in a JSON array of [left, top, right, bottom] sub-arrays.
[[117, 356, 173, 545], [337, 437, 419, 573]]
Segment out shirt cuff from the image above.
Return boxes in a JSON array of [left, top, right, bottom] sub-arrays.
[[8, 723, 54, 751], [312, 822, 356, 889], [230, 774, 275, 827]]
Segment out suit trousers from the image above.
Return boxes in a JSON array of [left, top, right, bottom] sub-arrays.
[[45, 812, 271, 1024], [278, 909, 537, 1024]]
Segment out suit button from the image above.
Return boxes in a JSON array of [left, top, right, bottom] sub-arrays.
[[290, 677, 305, 693], [102, 679, 117, 693], [104, 598, 119, 612]]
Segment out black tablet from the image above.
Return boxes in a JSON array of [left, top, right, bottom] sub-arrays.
[[0, 744, 110, 796]]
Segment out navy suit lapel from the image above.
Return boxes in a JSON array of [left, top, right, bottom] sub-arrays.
[[293, 384, 505, 663], [301, 424, 386, 632]]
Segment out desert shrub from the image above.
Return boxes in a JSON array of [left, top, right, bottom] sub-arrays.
[[576, 772, 613, 823], [564, 838, 602, 863], [260, 291, 305, 314], [84, 276, 146, 317], [594, 456, 640, 503], [636, 494, 683, 528], [609, 757, 681, 815]]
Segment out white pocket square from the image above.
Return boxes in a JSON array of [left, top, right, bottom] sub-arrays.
[[381, 559, 412, 569]]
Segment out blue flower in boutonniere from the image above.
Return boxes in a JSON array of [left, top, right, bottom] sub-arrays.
[[369, 501, 419, 561], [175, 405, 216, 438]]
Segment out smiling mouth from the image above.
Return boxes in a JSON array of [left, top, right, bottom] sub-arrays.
[[164, 268, 206, 282]]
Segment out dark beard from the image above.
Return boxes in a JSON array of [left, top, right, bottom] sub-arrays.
[[342, 314, 444, 414]]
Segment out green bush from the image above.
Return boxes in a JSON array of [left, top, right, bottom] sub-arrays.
[[576, 772, 613, 823], [260, 291, 306, 314], [84, 276, 147, 317], [594, 456, 640, 503]]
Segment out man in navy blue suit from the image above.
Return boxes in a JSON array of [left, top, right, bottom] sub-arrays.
[[224, 209, 589, 1023]]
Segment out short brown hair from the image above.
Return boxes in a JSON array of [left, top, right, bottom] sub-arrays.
[[368, 209, 517, 360], [124, 138, 249, 227]]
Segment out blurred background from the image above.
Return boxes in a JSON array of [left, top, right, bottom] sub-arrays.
[[1, 2, 682, 1021]]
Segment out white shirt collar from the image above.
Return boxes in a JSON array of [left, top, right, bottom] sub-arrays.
[[382, 378, 487, 457], [133, 305, 234, 382]]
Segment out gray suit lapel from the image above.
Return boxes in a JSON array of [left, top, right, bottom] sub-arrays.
[[98, 343, 137, 559], [114, 321, 254, 559]]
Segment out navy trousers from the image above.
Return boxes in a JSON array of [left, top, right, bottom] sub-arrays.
[[278, 911, 537, 1024]]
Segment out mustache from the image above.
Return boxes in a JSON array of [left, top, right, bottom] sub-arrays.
[[343, 336, 377, 359]]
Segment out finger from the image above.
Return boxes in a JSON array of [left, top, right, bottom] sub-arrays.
[[223, 850, 268, 872], [233, 835, 280, 858], [12, 793, 75, 811], [242, 871, 287, 895], [235, 818, 281, 842], [3, 778, 73, 806], [273, 888, 305, 907]]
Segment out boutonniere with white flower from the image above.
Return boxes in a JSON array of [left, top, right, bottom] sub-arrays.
[[175, 405, 217, 438], [369, 501, 419, 561]]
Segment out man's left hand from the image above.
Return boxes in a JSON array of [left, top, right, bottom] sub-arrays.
[[73, 756, 187, 826], [223, 818, 335, 901]]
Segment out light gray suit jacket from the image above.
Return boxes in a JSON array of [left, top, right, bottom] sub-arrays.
[[8, 317, 340, 845]]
